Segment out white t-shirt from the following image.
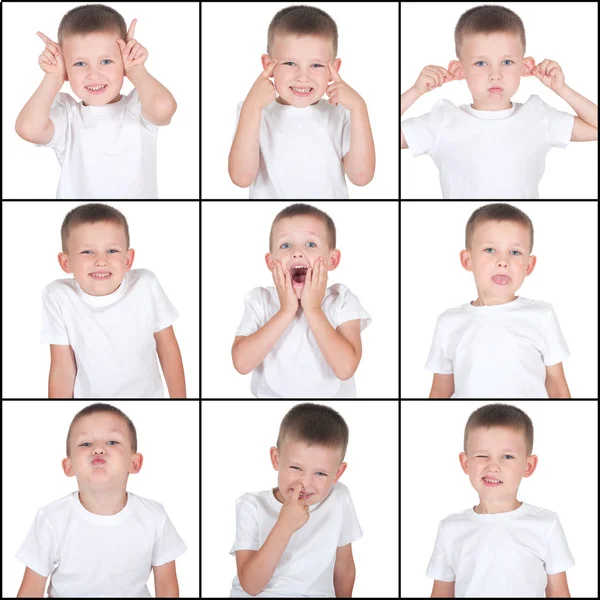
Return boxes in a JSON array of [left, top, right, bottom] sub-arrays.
[[36, 89, 159, 199], [426, 502, 575, 598], [401, 95, 574, 199], [41, 268, 178, 398], [425, 296, 569, 398], [229, 481, 363, 598], [235, 283, 372, 397], [16, 491, 187, 598], [234, 99, 351, 199]]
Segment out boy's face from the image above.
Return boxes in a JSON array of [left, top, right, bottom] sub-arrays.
[[459, 426, 537, 500], [62, 412, 142, 489], [270, 439, 347, 506], [460, 219, 536, 305], [62, 32, 124, 106], [58, 220, 135, 297], [266, 215, 341, 301], [265, 33, 338, 108]]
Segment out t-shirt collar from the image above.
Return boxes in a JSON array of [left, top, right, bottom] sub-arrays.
[[465, 296, 523, 313], [74, 271, 129, 307]]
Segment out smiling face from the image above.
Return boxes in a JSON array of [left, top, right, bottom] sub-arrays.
[[460, 32, 525, 110], [267, 215, 340, 301], [62, 31, 124, 106], [460, 219, 536, 306], [270, 439, 347, 505], [58, 220, 135, 297], [267, 33, 337, 107]]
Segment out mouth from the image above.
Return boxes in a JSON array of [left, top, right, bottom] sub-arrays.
[[289, 265, 308, 287], [289, 86, 314, 97], [85, 84, 109, 95], [488, 87, 504, 93], [92, 459, 106, 466], [89, 272, 113, 280], [482, 477, 503, 487], [491, 275, 512, 285], [290, 488, 314, 499]]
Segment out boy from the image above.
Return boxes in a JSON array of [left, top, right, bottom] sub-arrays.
[[229, 402, 362, 597], [401, 4, 598, 199], [228, 5, 375, 198], [231, 203, 371, 398], [15, 4, 177, 199], [427, 403, 574, 598], [41, 202, 186, 398], [425, 203, 570, 398], [16, 403, 186, 597]]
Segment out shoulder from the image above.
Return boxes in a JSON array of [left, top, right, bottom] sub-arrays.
[[33, 491, 78, 523], [54, 92, 78, 108], [128, 491, 166, 513], [42, 277, 77, 298], [128, 268, 158, 286], [243, 286, 275, 304], [520, 502, 561, 524], [516, 297, 557, 316]]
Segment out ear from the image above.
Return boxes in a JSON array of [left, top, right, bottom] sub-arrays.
[[329, 58, 342, 82], [459, 249, 472, 272], [448, 60, 466, 80], [522, 56, 537, 77]]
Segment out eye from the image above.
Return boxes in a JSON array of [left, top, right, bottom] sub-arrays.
[[290, 466, 326, 476], [474, 60, 514, 67], [283, 62, 323, 68], [483, 248, 521, 256], [80, 249, 119, 254], [79, 441, 119, 446], [74, 60, 113, 67], [503, 455, 514, 459]]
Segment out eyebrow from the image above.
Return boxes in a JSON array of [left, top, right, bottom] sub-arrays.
[[76, 429, 124, 439], [79, 242, 121, 247], [290, 462, 330, 473], [472, 54, 517, 59], [474, 449, 517, 453], [72, 55, 115, 60], [480, 241, 525, 247], [276, 232, 321, 239], [281, 57, 327, 62]]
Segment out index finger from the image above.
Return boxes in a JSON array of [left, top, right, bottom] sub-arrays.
[[291, 480, 303, 500], [37, 31, 57, 47], [328, 61, 342, 82], [126, 18, 137, 42], [262, 58, 277, 78]]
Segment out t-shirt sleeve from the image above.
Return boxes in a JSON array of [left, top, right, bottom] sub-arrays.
[[232, 101, 244, 146], [401, 99, 447, 157], [234, 288, 268, 337], [337, 486, 363, 547], [426, 520, 455, 582], [34, 92, 71, 153], [15, 510, 57, 578], [544, 516, 575, 574], [330, 284, 372, 332], [540, 305, 570, 366], [229, 494, 260, 555], [40, 285, 70, 345], [539, 97, 574, 149], [149, 272, 179, 333], [152, 509, 187, 566], [425, 314, 453, 374], [341, 107, 351, 157]]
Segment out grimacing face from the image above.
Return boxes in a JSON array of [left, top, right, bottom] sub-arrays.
[[270, 440, 347, 505], [266, 215, 341, 301], [459, 426, 537, 501], [62, 31, 125, 106], [263, 33, 339, 108], [460, 220, 536, 305], [58, 220, 135, 297], [62, 412, 143, 489]]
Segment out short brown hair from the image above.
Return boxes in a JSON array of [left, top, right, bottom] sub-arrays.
[[455, 4, 526, 61], [465, 203, 534, 254], [61, 203, 130, 253], [58, 3, 127, 46], [464, 403, 534, 456], [267, 5, 339, 60], [269, 203, 336, 253], [276, 403, 349, 464], [66, 402, 137, 457]]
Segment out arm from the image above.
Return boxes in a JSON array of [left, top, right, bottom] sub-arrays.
[[127, 65, 177, 125], [555, 83, 598, 129], [546, 571, 571, 598], [48, 344, 77, 398], [343, 102, 375, 186], [228, 102, 262, 188], [15, 74, 62, 140], [428, 373, 455, 398], [153, 560, 179, 598], [333, 543, 356, 598], [304, 310, 360, 381], [545, 362, 571, 398], [155, 326, 186, 398], [17, 566, 48, 598], [431, 579, 455, 598], [401, 86, 423, 117], [231, 310, 295, 375], [239, 522, 292, 596]]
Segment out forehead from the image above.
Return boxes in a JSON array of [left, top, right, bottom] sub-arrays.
[[463, 32, 522, 59], [468, 426, 526, 452], [274, 215, 326, 240], [63, 32, 120, 57], [69, 221, 126, 247], [472, 220, 529, 247], [272, 33, 332, 62], [282, 440, 340, 466], [73, 412, 127, 437]]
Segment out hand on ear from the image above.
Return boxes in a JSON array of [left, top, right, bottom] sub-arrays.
[[447, 60, 465, 80], [521, 57, 538, 77]]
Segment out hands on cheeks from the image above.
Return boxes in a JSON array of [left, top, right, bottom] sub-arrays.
[[326, 62, 365, 111], [116, 19, 148, 75], [300, 257, 328, 311], [530, 59, 565, 91]]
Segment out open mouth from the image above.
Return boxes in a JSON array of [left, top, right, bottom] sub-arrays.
[[482, 477, 503, 487], [289, 86, 314, 97], [85, 84, 108, 94], [89, 272, 113, 280], [290, 266, 308, 286]]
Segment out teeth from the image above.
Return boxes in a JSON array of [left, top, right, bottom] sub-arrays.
[[291, 87, 312, 93], [483, 478, 502, 483], [90, 273, 111, 278], [290, 265, 308, 270], [86, 85, 107, 91]]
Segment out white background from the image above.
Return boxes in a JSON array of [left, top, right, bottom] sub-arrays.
[[1, 201, 200, 399], [2, 400, 200, 598], [202, 400, 399, 598], [201, 201, 399, 398], [401, 1, 598, 199], [400, 201, 599, 399], [3, 1, 199, 199], [201, 1, 399, 199], [401, 400, 599, 598]]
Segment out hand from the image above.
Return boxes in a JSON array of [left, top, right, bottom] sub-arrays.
[[277, 480, 310, 535], [531, 59, 565, 92], [116, 19, 148, 76], [413, 65, 454, 95], [271, 260, 298, 317], [37, 31, 66, 82], [245, 58, 278, 111], [326, 62, 365, 111], [300, 257, 328, 312]]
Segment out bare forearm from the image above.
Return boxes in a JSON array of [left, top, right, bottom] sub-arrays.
[[344, 102, 375, 184], [556, 84, 598, 128], [158, 347, 186, 398], [155, 583, 179, 598], [401, 86, 423, 117], [16, 74, 63, 134], [228, 101, 262, 187], [545, 381, 571, 398], [304, 308, 357, 380], [240, 522, 291, 596], [48, 370, 75, 398], [232, 310, 295, 375], [127, 65, 176, 111], [334, 569, 356, 598]]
